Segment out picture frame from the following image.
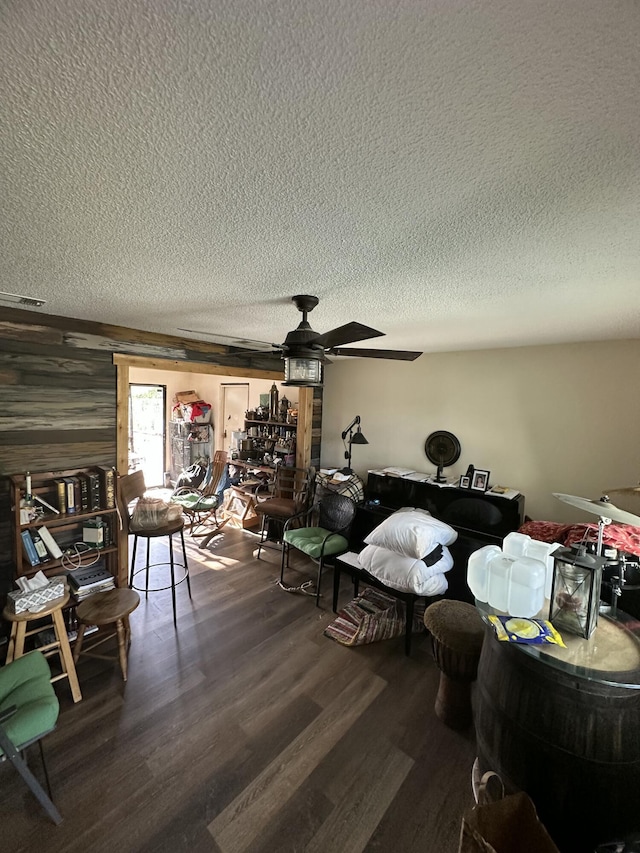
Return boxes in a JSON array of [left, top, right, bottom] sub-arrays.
[[471, 469, 490, 492], [459, 475, 471, 489]]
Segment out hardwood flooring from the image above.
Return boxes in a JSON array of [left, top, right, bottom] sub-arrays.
[[1, 527, 477, 853]]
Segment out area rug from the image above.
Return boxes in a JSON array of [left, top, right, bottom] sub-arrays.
[[324, 587, 426, 647]]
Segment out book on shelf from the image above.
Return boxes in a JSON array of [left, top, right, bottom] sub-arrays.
[[67, 560, 113, 587], [73, 580, 115, 601], [39, 525, 64, 560], [77, 473, 89, 512], [78, 470, 101, 511], [30, 530, 50, 563], [54, 478, 67, 513], [96, 465, 116, 509], [64, 477, 78, 513], [66, 564, 115, 600], [21, 530, 41, 567]]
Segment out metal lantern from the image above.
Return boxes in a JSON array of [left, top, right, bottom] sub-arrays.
[[549, 543, 606, 639]]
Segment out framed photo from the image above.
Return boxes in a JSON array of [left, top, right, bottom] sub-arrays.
[[459, 475, 471, 489], [471, 469, 490, 492]]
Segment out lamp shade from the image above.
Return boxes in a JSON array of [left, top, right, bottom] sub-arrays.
[[351, 428, 368, 445], [283, 356, 322, 387]]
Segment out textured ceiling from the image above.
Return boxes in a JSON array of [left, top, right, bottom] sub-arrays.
[[1, 0, 639, 355]]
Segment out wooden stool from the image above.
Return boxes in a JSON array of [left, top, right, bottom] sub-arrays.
[[73, 588, 140, 682], [423, 599, 484, 729], [2, 589, 82, 704]]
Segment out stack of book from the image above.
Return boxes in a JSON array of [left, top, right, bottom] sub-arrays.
[[66, 564, 115, 601]]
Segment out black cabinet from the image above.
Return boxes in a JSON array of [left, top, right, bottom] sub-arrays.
[[364, 473, 524, 542], [351, 474, 526, 604]]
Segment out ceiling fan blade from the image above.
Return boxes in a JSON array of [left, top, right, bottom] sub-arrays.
[[328, 347, 422, 361], [310, 322, 384, 349]]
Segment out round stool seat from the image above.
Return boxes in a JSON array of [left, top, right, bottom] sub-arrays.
[[423, 599, 485, 730], [75, 587, 140, 626], [74, 587, 140, 682]]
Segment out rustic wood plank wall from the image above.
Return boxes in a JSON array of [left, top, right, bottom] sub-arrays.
[[0, 307, 320, 594]]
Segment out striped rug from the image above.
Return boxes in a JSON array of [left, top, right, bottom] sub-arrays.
[[324, 587, 426, 647]]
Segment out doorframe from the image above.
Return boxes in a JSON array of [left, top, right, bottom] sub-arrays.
[[113, 354, 314, 584]]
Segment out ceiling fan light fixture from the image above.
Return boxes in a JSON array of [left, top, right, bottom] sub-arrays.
[[283, 355, 323, 387]]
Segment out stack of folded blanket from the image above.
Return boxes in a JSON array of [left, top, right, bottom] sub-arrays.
[[358, 506, 458, 596]]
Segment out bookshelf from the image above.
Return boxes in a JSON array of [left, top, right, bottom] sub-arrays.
[[9, 467, 121, 589]]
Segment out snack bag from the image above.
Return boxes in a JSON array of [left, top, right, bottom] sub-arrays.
[[488, 614, 566, 647]]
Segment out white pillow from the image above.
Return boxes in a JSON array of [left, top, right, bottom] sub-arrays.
[[357, 543, 452, 596], [364, 507, 458, 558]]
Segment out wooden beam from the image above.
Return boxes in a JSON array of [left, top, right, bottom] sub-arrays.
[[116, 361, 130, 587], [295, 387, 314, 471], [113, 354, 283, 380]]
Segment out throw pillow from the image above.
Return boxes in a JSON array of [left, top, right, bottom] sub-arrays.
[[364, 507, 458, 558]]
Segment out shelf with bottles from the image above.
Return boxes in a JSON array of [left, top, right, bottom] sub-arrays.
[[170, 421, 212, 443], [9, 468, 119, 582]]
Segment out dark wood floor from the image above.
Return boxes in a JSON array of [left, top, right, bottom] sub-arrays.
[[2, 526, 477, 853]]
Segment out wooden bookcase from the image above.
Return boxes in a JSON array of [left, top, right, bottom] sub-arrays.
[[9, 468, 121, 587]]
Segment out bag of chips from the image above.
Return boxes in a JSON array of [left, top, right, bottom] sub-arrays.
[[488, 615, 566, 647]]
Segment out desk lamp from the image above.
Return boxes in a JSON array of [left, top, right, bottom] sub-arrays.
[[340, 415, 368, 474]]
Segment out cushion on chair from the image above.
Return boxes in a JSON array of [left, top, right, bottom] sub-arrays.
[[255, 497, 296, 518], [171, 493, 219, 511], [284, 527, 349, 559], [0, 651, 59, 754]]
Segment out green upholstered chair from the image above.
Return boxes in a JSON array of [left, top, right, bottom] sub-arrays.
[[280, 492, 357, 606], [0, 650, 62, 824]]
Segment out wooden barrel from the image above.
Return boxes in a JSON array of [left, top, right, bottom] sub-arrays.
[[474, 616, 640, 852]]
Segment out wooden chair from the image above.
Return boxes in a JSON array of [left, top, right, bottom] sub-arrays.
[[280, 492, 356, 606], [254, 465, 316, 559], [171, 450, 229, 538], [0, 650, 62, 824], [118, 470, 191, 629]]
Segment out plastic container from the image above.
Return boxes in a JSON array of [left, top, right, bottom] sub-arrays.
[[507, 556, 546, 617], [467, 545, 501, 602], [502, 531, 529, 559], [486, 555, 513, 612]]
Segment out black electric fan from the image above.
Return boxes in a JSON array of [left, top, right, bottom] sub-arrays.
[[424, 431, 461, 483]]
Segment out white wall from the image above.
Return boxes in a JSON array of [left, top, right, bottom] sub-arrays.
[[320, 340, 640, 523]]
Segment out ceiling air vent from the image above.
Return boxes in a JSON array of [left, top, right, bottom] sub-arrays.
[[0, 290, 46, 307]]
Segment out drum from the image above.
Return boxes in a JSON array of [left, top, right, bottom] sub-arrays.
[[474, 611, 640, 851]]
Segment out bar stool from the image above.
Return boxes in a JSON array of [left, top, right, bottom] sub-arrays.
[[73, 587, 140, 682], [2, 588, 82, 703], [423, 599, 484, 729], [118, 470, 191, 629]]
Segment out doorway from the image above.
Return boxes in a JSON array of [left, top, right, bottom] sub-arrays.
[[222, 383, 249, 451], [129, 383, 166, 487]]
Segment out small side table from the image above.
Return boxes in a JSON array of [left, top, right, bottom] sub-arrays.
[[3, 589, 82, 703], [73, 588, 140, 682]]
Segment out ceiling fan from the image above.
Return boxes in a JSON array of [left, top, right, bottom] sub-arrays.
[[179, 294, 422, 387]]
